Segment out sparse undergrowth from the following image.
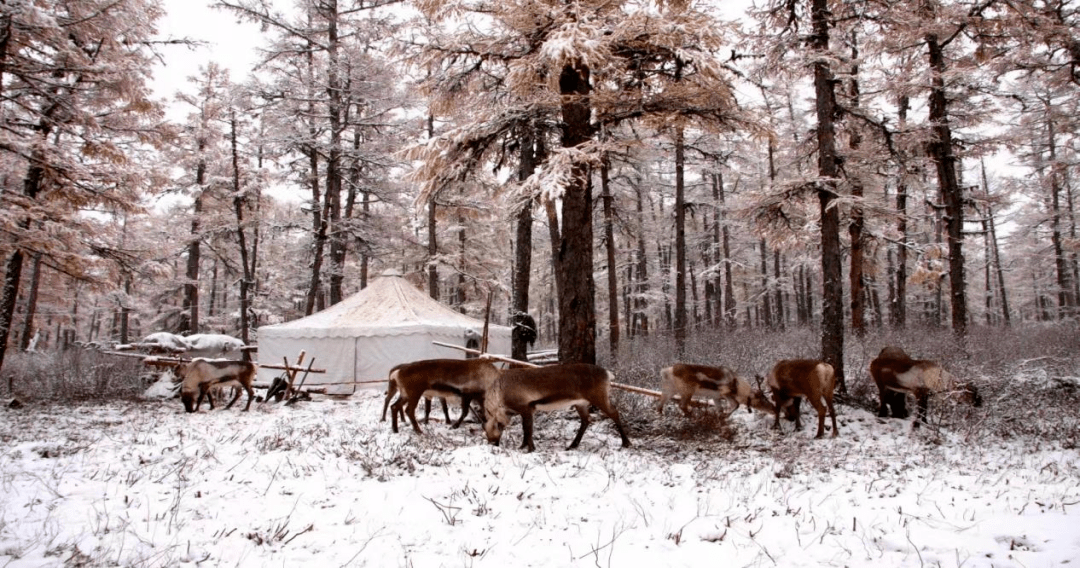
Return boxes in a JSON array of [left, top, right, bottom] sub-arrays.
[[608, 323, 1080, 446], [1, 350, 148, 402]]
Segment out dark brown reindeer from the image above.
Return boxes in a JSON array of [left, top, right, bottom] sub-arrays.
[[869, 346, 981, 427], [387, 359, 500, 434], [381, 363, 469, 427], [763, 359, 838, 438], [180, 359, 256, 413], [483, 363, 631, 452], [657, 364, 774, 417]]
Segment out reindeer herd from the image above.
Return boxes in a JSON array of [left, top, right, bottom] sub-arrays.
[[175, 346, 982, 452]]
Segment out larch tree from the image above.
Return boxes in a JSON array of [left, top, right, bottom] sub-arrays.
[[172, 63, 232, 334], [220, 0, 404, 313], [0, 0, 165, 373], [408, 0, 748, 363], [754, 0, 847, 389]]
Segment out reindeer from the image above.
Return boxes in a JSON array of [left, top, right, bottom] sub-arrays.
[[388, 359, 500, 434], [657, 364, 773, 417], [180, 359, 256, 413], [381, 363, 466, 427], [483, 363, 631, 452], [869, 346, 982, 427], [763, 359, 838, 438]]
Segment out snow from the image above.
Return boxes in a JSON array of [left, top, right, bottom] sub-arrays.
[[0, 391, 1077, 567], [183, 334, 246, 359]]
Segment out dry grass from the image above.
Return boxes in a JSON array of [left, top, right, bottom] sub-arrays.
[[1, 350, 148, 402]]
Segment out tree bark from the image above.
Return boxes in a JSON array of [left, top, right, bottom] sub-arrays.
[[1045, 108, 1075, 317], [716, 173, 736, 328], [760, 238, 772, 327], [511, 124, 539, 361], [18, 253, 43, 351], [673, 126, 687, 354], [231, 112, 253, 346], [600, 144, 620, 360], [893, 96, 910, 328], [303, 42, 325, 316], [926, 34, 968, 337], [812, 0, 846, 392], [847, 30, 866, 338], [774, 250, 785, 329], [633, 184, 649, 336], [326, 0, 346, 307], [554, 61, 597, 364]]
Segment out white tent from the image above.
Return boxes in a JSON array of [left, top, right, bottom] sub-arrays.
[[255, 270, 512, 395]]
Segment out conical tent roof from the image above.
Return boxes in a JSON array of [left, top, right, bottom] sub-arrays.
[[264, 270, 504, 338]]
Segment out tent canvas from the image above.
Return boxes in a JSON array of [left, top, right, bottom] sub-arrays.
[[255, 271, 512, 395]]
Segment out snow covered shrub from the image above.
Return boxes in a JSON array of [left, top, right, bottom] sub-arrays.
[[1, 350, 144, 401]]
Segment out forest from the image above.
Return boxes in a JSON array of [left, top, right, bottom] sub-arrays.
[[2, 3, 1080, 566], [0, 0, 1078, 389]]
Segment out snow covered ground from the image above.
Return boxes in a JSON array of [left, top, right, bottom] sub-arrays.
[[0, 387, 1077, 567]]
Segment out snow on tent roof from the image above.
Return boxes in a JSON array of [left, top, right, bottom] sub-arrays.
[[260, 270, 508, 338]]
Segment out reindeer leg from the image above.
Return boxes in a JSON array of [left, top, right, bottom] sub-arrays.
[[913, 389, 929, 428], [380, 383, 397, 422], [450, 395, 472, 429], [807, 397, 827, 439], [199, 386, 212, 411], [441, 397, 453, 425], [243, 383, 254, 411], [597, 400, 631, 448], [568, 404, 591, 450], [390, 397, 404, 433], [404, 396, 424, 434], [422, 396, 433, 424], [225, 387, 242, 409], [890, 391, 909, 419], [520, 410, 536, 452]]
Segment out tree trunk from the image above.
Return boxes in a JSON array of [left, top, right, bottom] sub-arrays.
[[1045, 109, 1075, 317], [673, 126, 687, 354], [812, 0, 846, 392], [893, 96, 910, 328], [511, 124, 540, 361], [774, 250, 785, 329], [231, 112, 253, 347], [759, 238, 772, 327], [426, 115, 440, 300], [326, 0, 346, 307], [360, 191, 370, 289], [18, 253, 42, 351], [304, 43, 326, 316], [601, 145, 620, 360], [183, 153, 206, 335], [554, 61, 597, 364], [633, 184, 649, 336], [926, 34, 968, 337], [848, 31, 866, 338]]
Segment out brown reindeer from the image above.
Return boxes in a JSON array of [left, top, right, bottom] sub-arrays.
[[657, 364, 774, 417], [388, 359, 500, 434], [381, 363, 465, 427], [764, 359, 838, 438], [869, 346, 981, 427], [483, 363, 631, 452], [180, 359, 256, 413]]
